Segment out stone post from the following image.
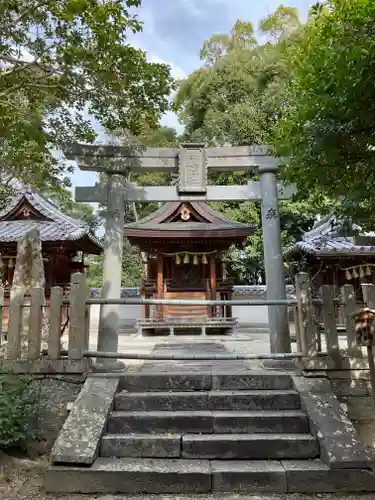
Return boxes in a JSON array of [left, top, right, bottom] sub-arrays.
[[97, 174, 125, 370], [259, 165, 291, 353], [11, 228, 46, 358]]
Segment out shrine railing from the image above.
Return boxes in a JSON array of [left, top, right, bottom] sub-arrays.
[[0, 271, 370, 368], [142, 278, 234, 293]]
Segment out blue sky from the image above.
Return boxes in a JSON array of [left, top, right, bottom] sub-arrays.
[[70, 0, 314, 189]]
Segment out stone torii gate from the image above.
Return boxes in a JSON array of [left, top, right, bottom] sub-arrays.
[[64, 143, 295, 363]]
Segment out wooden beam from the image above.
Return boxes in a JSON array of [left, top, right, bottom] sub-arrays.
[[74, 182, 296, 203]]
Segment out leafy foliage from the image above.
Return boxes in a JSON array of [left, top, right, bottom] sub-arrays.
[[173, 7, 300, 146], [276, 0, 375, 225], [172, 7, 331, 283], [44, 187, 100, 232], [0, 375, 36, 449], [0, 0, 174, 191]]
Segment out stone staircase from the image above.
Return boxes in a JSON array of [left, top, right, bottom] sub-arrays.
[[102, 372, 317, 462], [47, 369, 375, 494]]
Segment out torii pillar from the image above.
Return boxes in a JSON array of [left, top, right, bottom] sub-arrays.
[[96, 175, 125, 370], [260, 165, 290, 353]]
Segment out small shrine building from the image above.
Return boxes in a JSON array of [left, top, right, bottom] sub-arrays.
[[124, 201, 254, 335], [284, 215, 375, 325], [0, 188, 102, 294]]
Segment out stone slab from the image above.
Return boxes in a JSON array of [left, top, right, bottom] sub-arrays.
[[282, 459, 375, 493], [211, 460, 287, 492], [108, 411, 213, 434], [213, 410, 309, 434], [292, 376, 372, 469], [211, 372, 292, 390], [119, 373, 211, 391], [0, 358, 91, 374], [50, 377, 119, 465], [207, 390, 300, 411], [115, 391, 208, 411], [327, 369, 371, 380], [181, 434, 318, 460], [330, 379, 371, 397], [340, 397, 375, 421], [100, 433, 181, 458], [45, 457, 211, 493], [301, 356, 369, 371]]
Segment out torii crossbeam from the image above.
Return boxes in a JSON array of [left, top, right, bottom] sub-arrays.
[[64, 143, 296, 367]]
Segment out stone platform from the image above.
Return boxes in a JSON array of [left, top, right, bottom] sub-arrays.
[[46, 341, 375, 494]]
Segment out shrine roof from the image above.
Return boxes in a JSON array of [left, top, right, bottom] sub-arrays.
[[0, 188, 103, 253], [123, 201, 254, 240], [284, 215, 375, 258]]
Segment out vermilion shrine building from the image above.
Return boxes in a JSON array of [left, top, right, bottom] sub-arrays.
[[124, 201, 254, 335]]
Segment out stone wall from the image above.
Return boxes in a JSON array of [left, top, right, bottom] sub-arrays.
[[0, 359, 89, 449], [328, 371, 375, 457], [303, 367, 375, 458], [32, 374, 85, 445]]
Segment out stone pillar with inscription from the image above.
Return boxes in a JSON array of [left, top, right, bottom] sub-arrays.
[[96, 174, 125, 370], [178, 143, 207, 194], [259, 165, 291, 353]]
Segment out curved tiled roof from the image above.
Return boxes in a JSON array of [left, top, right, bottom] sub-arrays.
[[123, 201, 254, 239], [0, 188, 103, 251], [284, 215, 375, 257]]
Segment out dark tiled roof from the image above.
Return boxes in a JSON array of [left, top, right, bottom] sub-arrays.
[[284, 215, 375, 257], [0, 189, 103, 250], [124, 201, 254, 234]]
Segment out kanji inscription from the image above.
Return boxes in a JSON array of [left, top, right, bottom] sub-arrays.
[[266, 208, 278, 220], [178, 144, 207, 193]]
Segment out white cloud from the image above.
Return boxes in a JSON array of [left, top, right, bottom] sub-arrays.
[[148, 55, 186, 81], [160, 110, 183, 133]]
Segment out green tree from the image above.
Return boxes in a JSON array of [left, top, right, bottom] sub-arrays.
[[45, 187, 100, 232], [172, 7, 327, 283], [88, 124, 182, 288], [173, 8, 300, 146], [276, 0, 375, 225], [0, 0, 174, 193]]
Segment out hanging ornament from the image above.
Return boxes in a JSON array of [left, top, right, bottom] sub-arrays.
[[345, 269, 352, 280], [366, 265, 372, 276], [8, 258, 14, 268], [180, 206, 191, 221], [176, 254, 181, 265], [193, 254, 198, 265], [202, 254, 208, 265], [360, 266, 365, 278], [183, 253, 190, 264], [352, 268, 359, 279]]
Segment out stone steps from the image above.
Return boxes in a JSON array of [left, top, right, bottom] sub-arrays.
[[107, 409, 309, 434], [114, 389, 301, 411], [118, 371, 293, 391], [47, 369, 375, 494], [101, 433, 319, 459], [46, 458, 375, 494], [181, 433, 319, 459]]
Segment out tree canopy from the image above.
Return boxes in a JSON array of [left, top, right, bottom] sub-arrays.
[[173, 7, 300, 146], [276, 0, 375, 224], [0, 0, 174, 191], [171, 7, 334, 284]]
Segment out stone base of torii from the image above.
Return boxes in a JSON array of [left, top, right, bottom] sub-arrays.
[[64, 143, 295, 369]]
